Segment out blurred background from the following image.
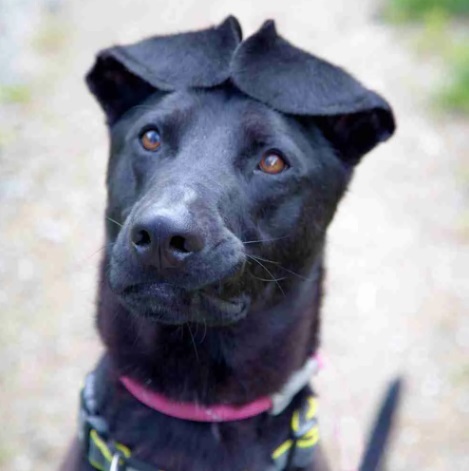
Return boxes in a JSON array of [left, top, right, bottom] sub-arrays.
[[0, 0, 468, 470]]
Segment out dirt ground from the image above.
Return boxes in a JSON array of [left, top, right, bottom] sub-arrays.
[[0, 1, 468, 470]]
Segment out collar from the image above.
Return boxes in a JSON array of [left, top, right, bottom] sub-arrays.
[[120, 353, 322, 422]]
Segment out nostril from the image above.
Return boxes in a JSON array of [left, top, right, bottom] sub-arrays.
[[133, 229, 152, 247], [130, 215, 205, 267], [169, 235, 189, 253]]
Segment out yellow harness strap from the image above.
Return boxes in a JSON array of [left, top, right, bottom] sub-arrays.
[[270, 395, 319, 470], [83, 383, 318, 471]]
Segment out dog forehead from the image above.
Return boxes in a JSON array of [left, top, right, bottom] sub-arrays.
[[135, 88, 289, 137]]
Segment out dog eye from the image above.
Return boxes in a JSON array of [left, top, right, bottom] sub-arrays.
[[258, 151, 288, 174], [140, 129, 161, 152]]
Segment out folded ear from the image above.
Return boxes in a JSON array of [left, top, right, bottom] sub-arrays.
[[86, 16, 242, 125], [231, 20, 395, 164], [86, 55, 155, 125]]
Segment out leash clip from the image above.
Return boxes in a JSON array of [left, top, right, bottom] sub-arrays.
[[110, 452, 126, 471], [270, 356, 320, 415]]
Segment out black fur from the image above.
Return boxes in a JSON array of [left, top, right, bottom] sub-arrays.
[[62, 17, 395, 471]]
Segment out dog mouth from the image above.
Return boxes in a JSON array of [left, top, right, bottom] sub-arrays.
[[108, 225, 250, 325], [119, 282, 250, 325]]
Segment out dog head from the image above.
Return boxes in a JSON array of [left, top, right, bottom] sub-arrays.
[[87, 17, 395, 326]]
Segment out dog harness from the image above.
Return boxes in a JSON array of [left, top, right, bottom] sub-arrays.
[[78, 356, 321, 471]]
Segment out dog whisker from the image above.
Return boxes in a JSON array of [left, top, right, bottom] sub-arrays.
[[106, 216, 123, 228], [242, 235, 291, 245], [187, 323, 200, 363], [200, 319, 208, 343], [246, 254, 280, 265], [246, 255, 285, 297], [249, 274, 288, 282], [275, 265, 312, 281], [247, 254, 312, 281]]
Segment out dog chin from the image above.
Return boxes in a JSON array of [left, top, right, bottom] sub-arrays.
[[116, 282, 250, 326]]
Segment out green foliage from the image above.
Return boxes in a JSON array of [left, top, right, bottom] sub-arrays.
[[438, 44, 469, 113], [413, 9, 449, 52], [386, 0, 469, 22], [385, 0, 469, 115], [0, 84, 32, 105], [0, 444, 13, 469]]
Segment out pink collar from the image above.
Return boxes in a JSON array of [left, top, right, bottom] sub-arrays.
[[120, 353, 322, 422], [121, 376, 272, 422]]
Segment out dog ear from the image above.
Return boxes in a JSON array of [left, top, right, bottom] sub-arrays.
[[86, 16, 242, 124], [86, 55, 155, 125], [231, 20, 395, 165]]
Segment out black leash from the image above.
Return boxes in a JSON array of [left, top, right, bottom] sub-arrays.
[[359, 378, 403, 471]]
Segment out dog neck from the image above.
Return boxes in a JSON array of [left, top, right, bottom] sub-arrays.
[[96, 254, 324, 405]]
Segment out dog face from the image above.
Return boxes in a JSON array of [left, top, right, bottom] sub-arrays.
[[87, 17, 395, 326], [104, 87, 347, 325]]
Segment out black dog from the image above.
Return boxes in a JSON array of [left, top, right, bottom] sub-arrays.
[[61, 17, 395, 471]]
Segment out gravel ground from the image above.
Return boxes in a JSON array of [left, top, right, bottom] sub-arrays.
[[0, 1, 468, 470]]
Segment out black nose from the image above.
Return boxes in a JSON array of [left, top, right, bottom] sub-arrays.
[[130, 214, 205, 269]]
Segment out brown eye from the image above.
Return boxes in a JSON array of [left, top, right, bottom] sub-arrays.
[[259, 151, 287, 174], [140, 129, 161, 151]]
